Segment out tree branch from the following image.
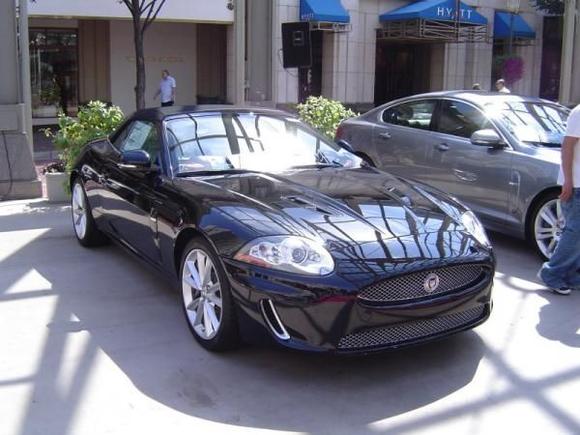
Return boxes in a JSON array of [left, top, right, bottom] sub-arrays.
[[120, 0, 135, 15], [142, 0, 166, 32]]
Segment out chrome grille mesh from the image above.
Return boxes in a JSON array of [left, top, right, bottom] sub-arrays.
[[359, 264, 484, 303], [338, 305, 485, 350]]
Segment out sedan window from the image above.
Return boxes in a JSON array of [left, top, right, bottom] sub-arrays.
[[486, 101, 568, 147], [382, 101, 436, 131], [436, 100, 491, 139]]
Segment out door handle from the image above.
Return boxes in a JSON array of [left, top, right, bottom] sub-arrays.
[[435, 143, 449, 152], [378, 132, 392, 140]]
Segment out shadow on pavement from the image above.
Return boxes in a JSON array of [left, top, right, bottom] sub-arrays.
[[0, 203, 487, 435]]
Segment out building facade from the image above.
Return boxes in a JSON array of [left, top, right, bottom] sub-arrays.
[[26, 0, 562, 125], [28, 0, 240, 123], [263, 0, 549, 111]]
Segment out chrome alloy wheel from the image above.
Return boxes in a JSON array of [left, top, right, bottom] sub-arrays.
[[534, 199, 564, 259], [72, 183, 87, 240], [182, 249, 223, 340]]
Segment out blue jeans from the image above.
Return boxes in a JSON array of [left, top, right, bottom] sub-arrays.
[[540, 189, 580, 288]]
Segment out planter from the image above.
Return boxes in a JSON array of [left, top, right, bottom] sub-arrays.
[[33, 105, 59, 118], [45, 172, 69, 203]]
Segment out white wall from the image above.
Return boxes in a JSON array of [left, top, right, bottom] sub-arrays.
[[30, 0, 234, 23], [109, 20, 197, 114]]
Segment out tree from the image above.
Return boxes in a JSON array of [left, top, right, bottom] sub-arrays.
[[119, 0, 166, 109], [531, 0, 564, 15]]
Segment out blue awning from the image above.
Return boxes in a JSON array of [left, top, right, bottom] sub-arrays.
[[380, 0, 487, 25], [494, 12, 536, 39], [300, 0, 350, 23]]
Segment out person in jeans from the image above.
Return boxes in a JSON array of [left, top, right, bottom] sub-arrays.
[[154, 69, 176, 107], [538, 104, 580, 295]]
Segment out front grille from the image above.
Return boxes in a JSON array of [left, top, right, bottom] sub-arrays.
[[359, 264, 485, 303], [338, 305, 485, 350]]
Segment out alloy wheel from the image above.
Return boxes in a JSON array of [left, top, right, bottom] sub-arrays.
[[182, 249, 223, 340], [534, 199, 564, 259], [72, 183, 87, 240]]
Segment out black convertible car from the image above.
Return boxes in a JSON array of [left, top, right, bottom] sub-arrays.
[[70, 106, 494, 353]]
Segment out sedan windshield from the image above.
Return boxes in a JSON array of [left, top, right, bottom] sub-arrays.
[[164, 112, 361, 175], [486, 101, 569, 147]]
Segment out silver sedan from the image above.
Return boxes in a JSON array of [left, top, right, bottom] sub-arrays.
[[337, 91, 569, 259]]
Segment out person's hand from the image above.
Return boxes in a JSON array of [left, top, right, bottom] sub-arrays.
[[560, 181, 573, 202]]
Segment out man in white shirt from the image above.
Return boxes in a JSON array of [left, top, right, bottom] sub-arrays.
[[538, 104, 580, 295], [154, 69, 176, 107], [495, 79, 510, 93]]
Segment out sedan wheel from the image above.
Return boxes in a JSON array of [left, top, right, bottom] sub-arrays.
[[180, 239, 239, 351], [533, 198, 564, 260]]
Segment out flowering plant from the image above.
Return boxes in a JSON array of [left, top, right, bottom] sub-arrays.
[[502, 57, 525, 85]]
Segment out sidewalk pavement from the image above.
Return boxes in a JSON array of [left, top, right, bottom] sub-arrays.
[[1, 199, 579, 435]]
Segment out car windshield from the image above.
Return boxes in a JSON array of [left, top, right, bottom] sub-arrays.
[[486, 101, 569, 147], [164, 112, 362, 175]]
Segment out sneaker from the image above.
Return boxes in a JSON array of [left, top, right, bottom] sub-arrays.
[[536, 269, 571, 295]]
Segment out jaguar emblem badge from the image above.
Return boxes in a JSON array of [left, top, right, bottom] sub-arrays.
[[424, 273, 440, 293]]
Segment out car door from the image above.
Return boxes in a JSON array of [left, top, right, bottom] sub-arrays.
[[427, 99, 513, 227], [373, 99, 438, 181], [101, 119, 165, 264]]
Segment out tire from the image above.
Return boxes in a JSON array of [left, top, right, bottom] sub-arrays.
[[528, 191, 564, 260], [179, 238, 240, 351], [71, 178, 107, 247]]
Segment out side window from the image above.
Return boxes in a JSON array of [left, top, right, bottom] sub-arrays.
[[116, 120, 160, 157], [436, 100, 492, 139], [382, 100, 436, 131]]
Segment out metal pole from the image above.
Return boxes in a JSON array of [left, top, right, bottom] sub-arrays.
[[455, 0, 460, 41], [17, 0, 33, 154], [508, 12, 514, 56]]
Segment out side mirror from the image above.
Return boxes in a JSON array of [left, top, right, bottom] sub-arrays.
[[470, 129, 505, 149], [118, 150, 156, 172], [336, 139, 354, 153]]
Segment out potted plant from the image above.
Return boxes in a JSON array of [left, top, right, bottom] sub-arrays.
[[33, 79, 61, 118], [296, 96, 357, 139], [43, 160, 69, 203], [43, 101, 124, 202]]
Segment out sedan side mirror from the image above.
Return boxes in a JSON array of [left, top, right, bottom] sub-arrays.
[[118, 150, 157, 172], [470, 129, 505, 149], [336, 139, 354, 153]]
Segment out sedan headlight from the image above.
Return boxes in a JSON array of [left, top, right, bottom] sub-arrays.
[[461, 211, 490, 246], [234, 236, 334, 275]]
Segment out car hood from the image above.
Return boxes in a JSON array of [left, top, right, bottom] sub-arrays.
[[175, 168, 481, 263]]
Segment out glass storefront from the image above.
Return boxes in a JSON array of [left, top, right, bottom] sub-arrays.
[[29, 28, 79, 118]]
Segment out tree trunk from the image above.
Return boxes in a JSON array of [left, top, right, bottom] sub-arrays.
[[132, 17, 146, 110]]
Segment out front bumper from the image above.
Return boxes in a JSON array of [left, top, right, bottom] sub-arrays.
[[223, 258, 493, 354]]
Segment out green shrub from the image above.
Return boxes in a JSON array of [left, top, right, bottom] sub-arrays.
[[296, 96, 357, 139], [46, 101, 124, 173]]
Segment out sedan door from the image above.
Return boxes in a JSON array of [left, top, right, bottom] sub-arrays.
[[373, 99, 439, 181], [100, 120, 165, 264], [426, 99, 513, 228]]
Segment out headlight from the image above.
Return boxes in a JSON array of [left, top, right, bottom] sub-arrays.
[[461, 211, 490, 246], [234, 236, 334, 275]]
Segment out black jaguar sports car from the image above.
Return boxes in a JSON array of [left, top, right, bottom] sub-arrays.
[[70, 105, 494, 353]]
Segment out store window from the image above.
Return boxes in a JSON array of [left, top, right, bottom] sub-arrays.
[[29, 28, 79, 118]]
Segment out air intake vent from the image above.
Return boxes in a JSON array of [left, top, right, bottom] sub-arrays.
[[260, 299, 290, 340]]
